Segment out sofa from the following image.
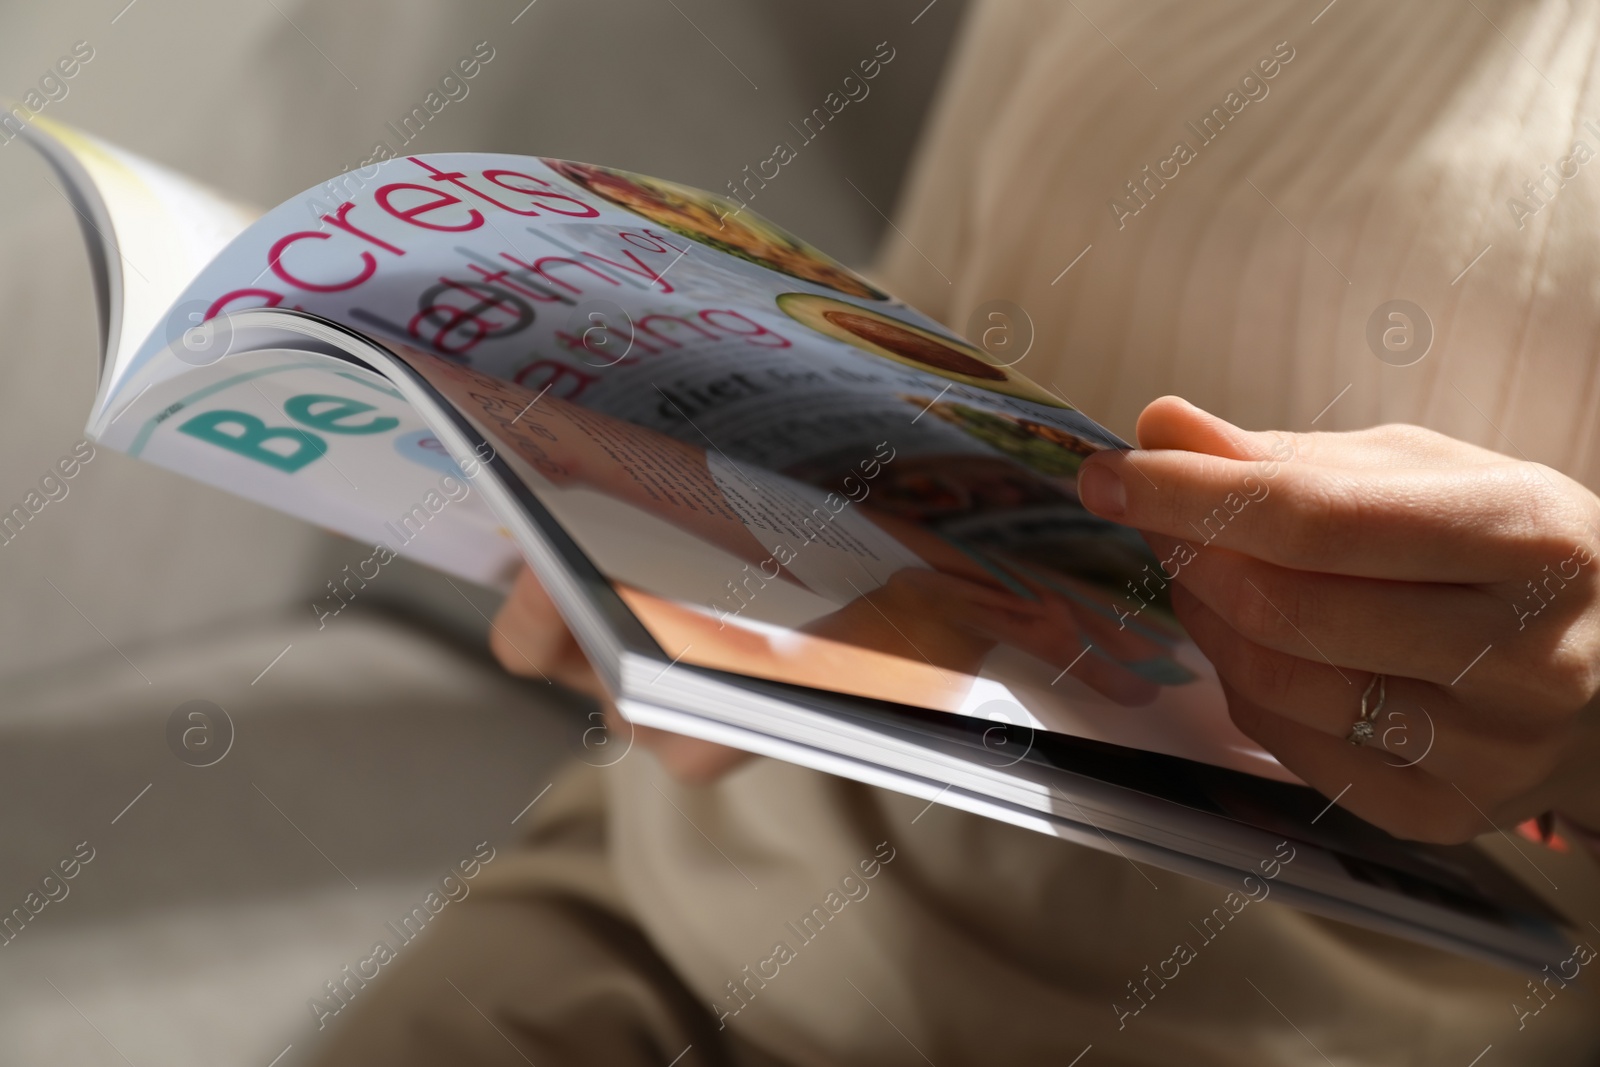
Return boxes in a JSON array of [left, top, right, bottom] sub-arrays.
[[0, 1, 964, 1062]]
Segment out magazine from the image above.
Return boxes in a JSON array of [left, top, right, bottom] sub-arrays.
[[19, 116, 1574, 971]]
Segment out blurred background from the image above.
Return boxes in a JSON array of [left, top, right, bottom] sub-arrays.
[[0, 1, 965, 1063]]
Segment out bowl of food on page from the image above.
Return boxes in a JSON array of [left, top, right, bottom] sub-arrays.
[[777, 294, 1067, 406], [543, 159, 886, 300]]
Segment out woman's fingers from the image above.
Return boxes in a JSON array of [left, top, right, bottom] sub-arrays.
[[1175, 585, 1449, 744], [1085, 397, 1596, 584], [1180, 584, 1573, 818], [1176, 587, 1549, 786], [1106, 398, 1600, 840], [1148, 534, 1510, 686], [1217, 682, 1495, 844], [1135, 395, 1507, 470], [1079, 445, 1583, 583], [490, 567, 604, 697], [608, 706, 753, 785], [495, 572, 752, 783]]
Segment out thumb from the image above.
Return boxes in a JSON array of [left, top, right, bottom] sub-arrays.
[[1134, 395, 1272, 460], [1074, 396, 1279, 518]]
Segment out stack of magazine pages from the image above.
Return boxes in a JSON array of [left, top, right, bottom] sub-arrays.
[[20, 117, 1574, 971]]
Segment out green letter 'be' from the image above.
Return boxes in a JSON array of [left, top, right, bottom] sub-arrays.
[[178, 410, 327, 473]]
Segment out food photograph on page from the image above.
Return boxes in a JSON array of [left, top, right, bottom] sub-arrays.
[[3, 2, 1600, 1066]]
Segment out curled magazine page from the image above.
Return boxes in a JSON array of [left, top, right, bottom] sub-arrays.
[[394, 347, 1293, 783], [50, 134, 1284, 778], [93, 345, 520, 587], [24, 117, 258, 406]]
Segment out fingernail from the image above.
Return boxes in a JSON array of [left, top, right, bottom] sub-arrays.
[[1077, 461, 1126, 518]]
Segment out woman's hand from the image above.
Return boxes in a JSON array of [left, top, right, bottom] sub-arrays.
[[1075, 396, 1600, 844], [491, 567, 752, 784]]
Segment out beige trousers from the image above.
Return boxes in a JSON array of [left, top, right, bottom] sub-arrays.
[[310, 751, 1600, 1066], [307, 763, 787, 1067]]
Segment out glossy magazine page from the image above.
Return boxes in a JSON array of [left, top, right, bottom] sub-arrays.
[[30, 125, 1579, 973], [43, 125, 1289, 782]]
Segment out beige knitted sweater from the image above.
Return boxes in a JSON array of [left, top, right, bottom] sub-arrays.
[[603, 3, 1600, 1064]]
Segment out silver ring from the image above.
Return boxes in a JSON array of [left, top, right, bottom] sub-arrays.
[[1346, 674, 1386, 746]]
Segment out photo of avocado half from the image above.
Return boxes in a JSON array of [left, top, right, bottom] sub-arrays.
[[776, 293, 1066, 407]]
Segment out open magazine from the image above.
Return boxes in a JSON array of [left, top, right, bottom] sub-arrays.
[[20, 117, 1574, 971]]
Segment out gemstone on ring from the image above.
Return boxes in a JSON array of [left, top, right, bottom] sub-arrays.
[[1346, 674, 1386, 745]]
